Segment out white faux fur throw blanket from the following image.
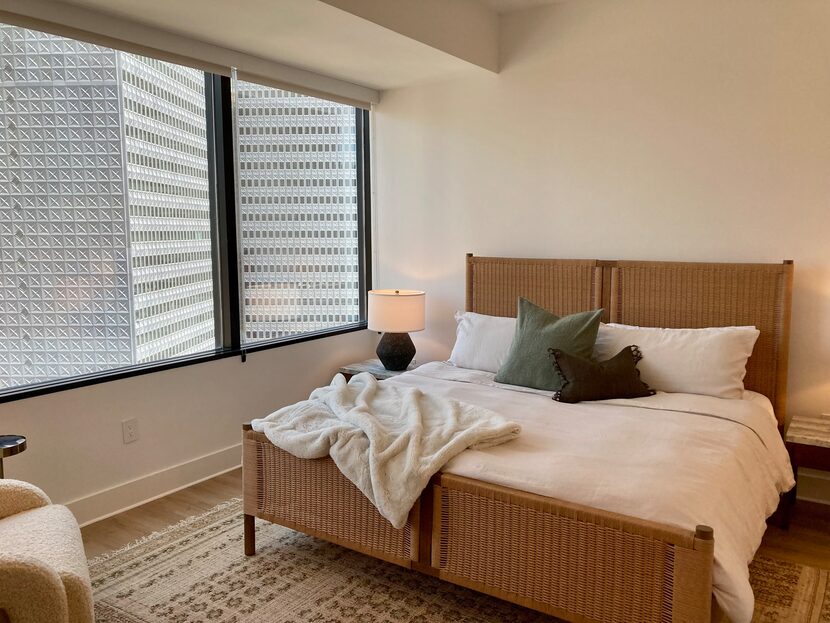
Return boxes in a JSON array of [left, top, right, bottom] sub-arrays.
[[251, 372, 521, 529]]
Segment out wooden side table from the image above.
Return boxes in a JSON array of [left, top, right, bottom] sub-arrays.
[[338, 358, 418, 381], [784, 414, 830, 527], [0, 435, 27, 478]]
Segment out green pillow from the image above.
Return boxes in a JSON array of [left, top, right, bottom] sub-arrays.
[[494, 299, 603, 391]]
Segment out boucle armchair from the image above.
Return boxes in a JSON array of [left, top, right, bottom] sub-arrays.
[[0, 479, 93, 623]]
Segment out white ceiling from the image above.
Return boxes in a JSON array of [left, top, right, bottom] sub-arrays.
[[35, 0, 557, 92], [48, 0, 476, 90]]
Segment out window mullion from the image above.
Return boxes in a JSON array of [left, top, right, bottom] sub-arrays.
[[207, 75, 242, 353], [356, 108, 372, 321]]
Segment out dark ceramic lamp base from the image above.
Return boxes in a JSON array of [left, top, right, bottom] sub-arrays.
[[376, 332, 416, 371]]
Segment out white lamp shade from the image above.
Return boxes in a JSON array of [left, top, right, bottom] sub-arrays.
[[367, 290, 425, 333]]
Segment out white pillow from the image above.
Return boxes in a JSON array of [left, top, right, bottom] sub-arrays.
[[449, 311, 517, 373], [593, 323, 760, 399]]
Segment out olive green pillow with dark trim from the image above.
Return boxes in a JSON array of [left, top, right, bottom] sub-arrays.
[[494, 298, 603, 391], [549, 345, 656, 403]]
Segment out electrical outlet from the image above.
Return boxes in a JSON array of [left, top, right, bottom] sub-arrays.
[[122, 418, 139, 444]]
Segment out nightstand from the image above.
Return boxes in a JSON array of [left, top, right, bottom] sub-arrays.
[[338, 358, 418, 381], [784, 413, 830, 527]]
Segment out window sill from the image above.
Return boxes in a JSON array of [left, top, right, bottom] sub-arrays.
[[0, 322, 368, 405]]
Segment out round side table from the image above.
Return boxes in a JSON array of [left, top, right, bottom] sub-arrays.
[[0, 435, 27, 478]]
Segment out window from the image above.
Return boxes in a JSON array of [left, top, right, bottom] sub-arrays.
[[0, 24, 371, 400], [235, 81, 362, 343]]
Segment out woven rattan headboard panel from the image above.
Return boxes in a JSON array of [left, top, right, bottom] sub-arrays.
[[609, 260, 793, 427], [465, 255, 602, 318], [465, 255, 793, 429]]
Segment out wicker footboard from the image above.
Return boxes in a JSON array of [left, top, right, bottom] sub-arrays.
[[431, 473, 715, 623], [243, 426, 716, 622], [243, 427, 418, 567]]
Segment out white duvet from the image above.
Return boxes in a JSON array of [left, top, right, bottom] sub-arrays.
[[385, 362, 794, 623]]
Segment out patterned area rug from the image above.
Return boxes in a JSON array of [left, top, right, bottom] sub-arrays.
[[89, 499, 830, 623], [749, 556, 830, 622]]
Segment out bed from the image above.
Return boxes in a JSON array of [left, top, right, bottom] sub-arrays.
[[242, 255, 794, 623]]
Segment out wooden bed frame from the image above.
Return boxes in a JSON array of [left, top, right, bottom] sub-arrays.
[[242, 255, 794, 623]]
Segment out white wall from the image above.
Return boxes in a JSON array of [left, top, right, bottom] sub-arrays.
[[374, 0, 830, 425], [0, 331, 375, 524]]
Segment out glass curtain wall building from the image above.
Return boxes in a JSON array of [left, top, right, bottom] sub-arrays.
[[120, 54, 214, 363], [236, 82, 360, 343], [0, 25, 213, 388]]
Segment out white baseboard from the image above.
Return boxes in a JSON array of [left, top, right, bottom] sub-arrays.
[[796, 467, 830, 505], [65, 443, 242, 527]]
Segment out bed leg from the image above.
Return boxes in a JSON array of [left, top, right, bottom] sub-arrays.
[[244, 513, 256, 556]]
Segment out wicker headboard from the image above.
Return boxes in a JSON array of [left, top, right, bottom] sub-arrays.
[[466, 254, 794, 429]]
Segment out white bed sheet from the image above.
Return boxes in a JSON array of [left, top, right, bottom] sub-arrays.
[[384, 362, 794, 623]]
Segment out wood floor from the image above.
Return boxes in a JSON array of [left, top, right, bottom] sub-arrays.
[[761, 499, 830, 568], [82, 468, 830, 568], [81, 469, 243, 558]]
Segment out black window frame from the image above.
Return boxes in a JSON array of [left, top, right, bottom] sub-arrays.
[[0, 71, 372, 405]]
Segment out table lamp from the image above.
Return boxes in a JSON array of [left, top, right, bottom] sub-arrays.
[[368, 289, 426, 370]]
